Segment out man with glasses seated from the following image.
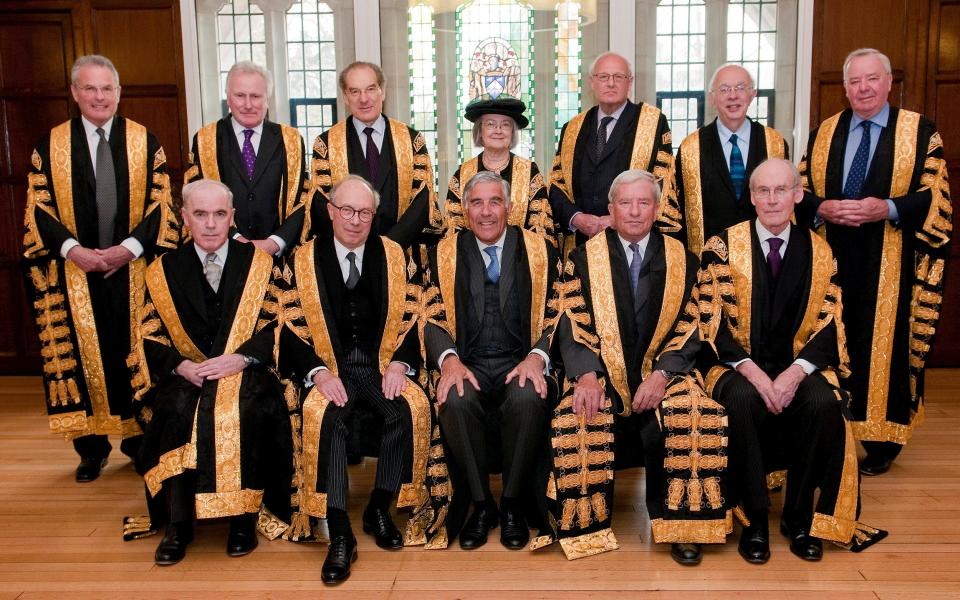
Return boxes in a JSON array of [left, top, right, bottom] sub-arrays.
[[549, 51, 681, 250], [309, 61, 441, 251], [674, 63, 789, 255]]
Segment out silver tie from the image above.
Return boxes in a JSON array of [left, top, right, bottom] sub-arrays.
[[204, 252, 221, 292], [95, 127, 117, 248]]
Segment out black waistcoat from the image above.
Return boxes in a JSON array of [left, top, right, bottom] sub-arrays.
[[335, 263, 378, 360], [467, 278, 522, 361]]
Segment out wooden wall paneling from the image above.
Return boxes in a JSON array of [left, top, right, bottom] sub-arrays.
[[925, 0, 960, 365]]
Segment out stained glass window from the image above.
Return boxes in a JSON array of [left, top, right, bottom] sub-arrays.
[[655, 0, 706, 151], [727, 0, 777, 125], [216, 0, 266, 106], [455, 0, 535, 163], [408, 2, 438, 184], [287, 0, 338, 144], [555, 1, 582, 143]]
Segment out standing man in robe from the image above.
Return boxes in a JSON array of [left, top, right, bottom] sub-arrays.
[[184, 61, 311, 256], [549, 52, 680, 249], [797, 48, 952, 476], [309, 61, 441, 250], [23, 54, 179, 482], [674, 63, 789, 255]]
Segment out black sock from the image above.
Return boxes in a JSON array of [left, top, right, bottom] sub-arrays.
[[368, 488, 393, 511], [327, 507, 353, 539]]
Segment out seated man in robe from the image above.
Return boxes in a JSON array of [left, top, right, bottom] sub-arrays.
[[129, 179, 292, 566], [279, 175, 447, 585]]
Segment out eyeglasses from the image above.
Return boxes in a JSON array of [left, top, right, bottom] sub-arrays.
[[481, 120, 513, 131], [713, 83, 752, 96], [345, 85, 381, 99], [592, 73, 632, 84], [751, 185, 797, 200], [75, 85, 119, 97], [330, 202, 375, 223]]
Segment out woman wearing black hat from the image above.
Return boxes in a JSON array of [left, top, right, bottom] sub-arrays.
[[443, 95, 555, 244]]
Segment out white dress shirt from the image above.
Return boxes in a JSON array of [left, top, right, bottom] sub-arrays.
[[715, 118, 752, 172], [228, 117, 287, 255], [352, 114, 386, 156], [568, 101, 629, 232], [618, 232, 650, 268], [193, 239, 229, 268], [60, 116, 143, 259]]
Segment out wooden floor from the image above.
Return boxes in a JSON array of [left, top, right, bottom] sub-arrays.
[[0, 373, 958, 599]]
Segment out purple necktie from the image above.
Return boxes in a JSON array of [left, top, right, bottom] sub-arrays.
[[364, 126, 380, 183], [241, 129, 256, 180], [767, 237, 784, 279]]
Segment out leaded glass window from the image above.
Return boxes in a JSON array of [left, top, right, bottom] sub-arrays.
[[555, 1, 582, 144], [655, 0, 706, 152], [726, 0, 777, 126], [455, 0, 535, 163], [217, 0, 266, 108], [408, 2, 439, 184], [287, 0, 338, 144]]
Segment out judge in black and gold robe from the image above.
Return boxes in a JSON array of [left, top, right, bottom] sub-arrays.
[[279, 175, 448, 585], [533, 170, 729, 565], [797, 49, 951, 475], [129, 179, 292, 566], [675, 64, 789, 255], [443, 95, 554, 243], [698, 158, 883, 564], [549, 52, 680, 249], [423, 172, 585, 552], [22, 55, 179, 480], [309, 61, 441, 250], [185, 62, 310, 256]]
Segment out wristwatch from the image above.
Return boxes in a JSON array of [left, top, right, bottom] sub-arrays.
[[242, 355, 255, 367], [656, 369, 674, 380]]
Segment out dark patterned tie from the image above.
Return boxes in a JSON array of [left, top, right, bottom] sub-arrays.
[[364, 126, 380, 183], [729, 133, 746, 198], [595, 116, 614, 161], [843, 121, 873, 199], [629, 242, 642, 297], [345, 251, 361, 289], [94, 128, 117, 249], [484, 246, 500, 284], [767, 237, 784, 279], [203, 252, 221, 292], [241, 129, 256, 180]]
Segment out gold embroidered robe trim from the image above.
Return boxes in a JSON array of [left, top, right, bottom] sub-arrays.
[[642, 236, 688, 378], [726, 221, 754, 353], [144, 259, 207, 363], [293, 239, 338, 375], [584, 234, 630, 415], [299, 387, 330, 518], [810, 419, 859, 542]]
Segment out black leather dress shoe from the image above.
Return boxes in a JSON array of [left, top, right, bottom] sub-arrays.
[[362, 504, 403, 549], [75, 457, 108, 483], [155, 523, 193, 566], [781, 521, 823, 561], [459, 505, 499, 550], [859, 454, 893, 476], [738, 521, 771, 564], [499, 505, 529, 550], [671, 542, 703, 565], [322, 535, 358, 585], [226, 516, 259, 557]]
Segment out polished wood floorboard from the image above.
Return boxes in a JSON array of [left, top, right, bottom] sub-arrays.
[[0, 371, 958, 598]]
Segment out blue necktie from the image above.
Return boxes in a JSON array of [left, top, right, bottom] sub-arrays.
[[484, 246, 500, 284], [729, 133, 746, 198], [629, 242, 642, 296], [843, 121, 873, 199]]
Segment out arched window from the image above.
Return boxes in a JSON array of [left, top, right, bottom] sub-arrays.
[[555, 1, 582, 143], [286, 0, 339, 143], [726, 0, 777, 125], [216, 0, 267, 109], [655, 0, 706, 151]]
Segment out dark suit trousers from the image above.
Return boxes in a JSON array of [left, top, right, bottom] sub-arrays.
[[714, 370, 849, 527], [325, 350, 411, 512], [438, 354, 550, 502]]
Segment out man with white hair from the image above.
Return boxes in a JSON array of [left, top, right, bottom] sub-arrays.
[[549, 51, 680, 249], [23, 54, 179, 482], [185, 61, 310, 256], [797, 48, 952, 476], [129, 179, 292, 566], [674, 63, 789, 255]]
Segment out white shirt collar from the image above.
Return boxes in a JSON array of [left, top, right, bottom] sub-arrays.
[[333, 237, 365, 269], [475, 229, 507, 256], [81, 115, 114, 139], [352, 114, 386, 137], [851, 102, 890, 130], [598, 101, 628, 123], [754, 219, 791, 249], [231, 116, 264, 137], [716, 117, 751, 144], [618, 232, 651, 265], [193, 240, 229, 265]]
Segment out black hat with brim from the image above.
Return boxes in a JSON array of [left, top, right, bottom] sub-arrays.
[[464, 94, 529, 129]]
